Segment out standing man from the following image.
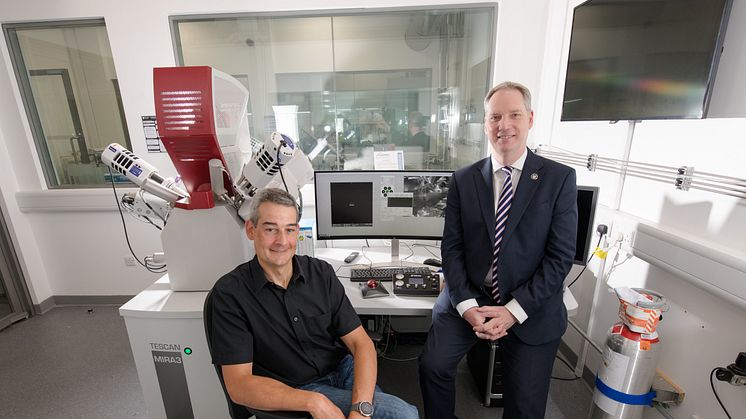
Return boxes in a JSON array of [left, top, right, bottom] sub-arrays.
[[419, 82, 578, 419], [208, 188, 418, 419]]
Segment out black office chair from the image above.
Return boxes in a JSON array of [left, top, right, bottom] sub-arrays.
[[203, 290, 310, 419]]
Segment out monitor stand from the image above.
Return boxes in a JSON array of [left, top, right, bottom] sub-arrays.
[[367, 238, 424, 268], [386, 238, 421, 268]]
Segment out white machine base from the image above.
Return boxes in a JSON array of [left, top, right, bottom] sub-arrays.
[[120, 276, 229, 419]]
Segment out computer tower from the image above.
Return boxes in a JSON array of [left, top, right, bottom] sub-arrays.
[[466, 340, 504, 407]]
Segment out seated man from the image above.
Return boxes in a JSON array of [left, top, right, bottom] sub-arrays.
[[208, 188, 418, 419], [404, 112, 430, 152]]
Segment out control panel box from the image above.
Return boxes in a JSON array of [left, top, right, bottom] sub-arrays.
[[393, 272, 440, 297]]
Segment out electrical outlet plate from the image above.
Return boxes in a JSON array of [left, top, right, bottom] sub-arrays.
[[623, 230, 636, 247]]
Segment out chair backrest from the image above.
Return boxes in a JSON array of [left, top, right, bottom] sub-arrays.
[[203, 289, 311, 419], [203, 290, 252, 419]]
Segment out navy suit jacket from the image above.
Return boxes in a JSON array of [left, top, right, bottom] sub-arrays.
[[441, 149, 578, 345]]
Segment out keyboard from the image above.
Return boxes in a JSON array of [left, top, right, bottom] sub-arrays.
[[350, 266, 433, 282]]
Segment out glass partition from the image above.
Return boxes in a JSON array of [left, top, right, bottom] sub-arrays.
[[173, 6, 496, 171]]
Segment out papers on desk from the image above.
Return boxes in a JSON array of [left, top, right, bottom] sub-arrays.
[[373, 150, 404, 170]]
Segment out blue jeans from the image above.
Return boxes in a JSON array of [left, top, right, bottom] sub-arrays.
[[299, 354, 419, 419]]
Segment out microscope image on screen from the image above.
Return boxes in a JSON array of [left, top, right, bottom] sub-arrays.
[[315, 170, 452, 241], [330, 182, 374, 226], [404, 175, 449, 218]]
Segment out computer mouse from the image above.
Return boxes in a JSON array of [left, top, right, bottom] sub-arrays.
[[423, 258, 442, 267]]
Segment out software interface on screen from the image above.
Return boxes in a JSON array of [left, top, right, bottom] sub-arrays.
[[315, 170, 452, 240]]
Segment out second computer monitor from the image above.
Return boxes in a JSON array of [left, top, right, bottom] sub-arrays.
[[314, 170, 452, 240]]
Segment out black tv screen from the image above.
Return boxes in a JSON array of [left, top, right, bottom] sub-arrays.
[[561, 0, 732, 121]]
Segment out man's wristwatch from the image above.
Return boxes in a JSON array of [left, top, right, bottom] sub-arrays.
[[350, 401, 374, 417]]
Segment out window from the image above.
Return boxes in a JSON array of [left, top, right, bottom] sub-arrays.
[[4, 19, 131, 187], [172, 6, 495, 171]]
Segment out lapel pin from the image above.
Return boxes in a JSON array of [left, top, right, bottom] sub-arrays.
[[530, 173, 539, 181]]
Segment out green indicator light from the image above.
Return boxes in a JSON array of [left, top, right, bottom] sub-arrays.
[[184, 347, 192, 355]]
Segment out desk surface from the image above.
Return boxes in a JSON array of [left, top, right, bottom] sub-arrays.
[[120, 245, 576, 318], [315, 246, 439, 316], [314, 246, 577, 317]]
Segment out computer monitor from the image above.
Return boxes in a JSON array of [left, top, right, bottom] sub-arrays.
[[314, 170, 452, 260], [315, 172, 598, 265], [575, 185, 600, 265]]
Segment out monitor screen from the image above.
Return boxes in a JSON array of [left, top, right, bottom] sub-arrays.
[[561, 0, 731, 121], [575, 185, 600, 265], [314, 170, 452, 240]]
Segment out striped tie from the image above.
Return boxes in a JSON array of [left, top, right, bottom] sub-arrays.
[[491, 166, 513, 304]]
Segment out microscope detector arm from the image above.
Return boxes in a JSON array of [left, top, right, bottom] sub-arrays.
[[102, 143, 188, 204], [235, 132, 296, 198], [235, 132, 314, 220]]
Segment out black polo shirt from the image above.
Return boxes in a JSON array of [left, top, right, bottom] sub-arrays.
[[209, 255, 361, 387]]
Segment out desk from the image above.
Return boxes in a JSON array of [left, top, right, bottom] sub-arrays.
[[315, 246, 578, 317], [315, 246, 439, 316]]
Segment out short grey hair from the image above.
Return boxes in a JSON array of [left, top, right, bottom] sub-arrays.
[[246, 188, 298, 225], [484, 81, 532, 113]]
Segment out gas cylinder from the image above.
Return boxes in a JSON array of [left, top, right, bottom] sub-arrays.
[[588, 288, 668, 419]]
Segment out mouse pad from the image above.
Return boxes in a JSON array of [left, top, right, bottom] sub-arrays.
[[360, 282, 390, 298]]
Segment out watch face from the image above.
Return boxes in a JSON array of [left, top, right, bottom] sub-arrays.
[[358, 401, 374, 416]]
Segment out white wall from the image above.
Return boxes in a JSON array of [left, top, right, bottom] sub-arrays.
[[539, 1, 746, 419]]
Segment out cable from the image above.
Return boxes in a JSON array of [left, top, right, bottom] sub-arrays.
[[400, 241, 415, 261], [334, 264, 345, 276], [360, 244, 373, 267], [375, 316, 392, 356], [108, 168, 167, 274], [145, 258, 167, 273], [551, 354, 581, 381], [108, 168, 148, 269], [120, 193, 162, 230], [297, 188, 304, 220], [276, 143, 290, 193], [274, 142, 304, 219], [139, 189, 167, 225], [567, 233, 604, 288], [710, 368, 733, 419], [603, 247, 633, 282], [414, 243, 441, 258]]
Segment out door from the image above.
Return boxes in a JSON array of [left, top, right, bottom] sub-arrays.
[[0, 208, 31, 331]]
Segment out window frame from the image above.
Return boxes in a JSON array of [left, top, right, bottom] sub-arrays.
[[3, 18, 129, 189]]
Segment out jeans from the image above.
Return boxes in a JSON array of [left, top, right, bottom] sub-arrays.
[[299, 354, 419, 419]]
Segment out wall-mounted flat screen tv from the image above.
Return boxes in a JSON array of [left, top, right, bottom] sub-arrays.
[[561, 0, 732, 121]]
